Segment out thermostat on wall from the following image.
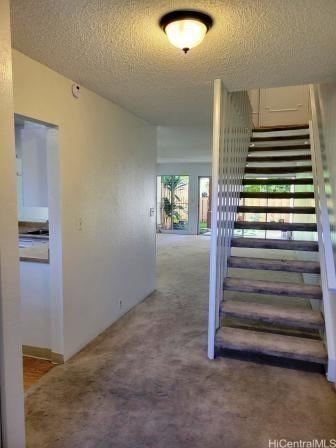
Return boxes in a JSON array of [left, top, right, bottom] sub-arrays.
[[72, 83, 80, 99]]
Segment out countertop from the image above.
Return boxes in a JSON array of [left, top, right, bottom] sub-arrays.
[[20, 241, 49, 263]]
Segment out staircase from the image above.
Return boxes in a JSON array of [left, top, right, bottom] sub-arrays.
[[215, 124, 328, 369]]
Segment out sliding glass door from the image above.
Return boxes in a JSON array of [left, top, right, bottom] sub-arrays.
[[157, 175, 189, 232]]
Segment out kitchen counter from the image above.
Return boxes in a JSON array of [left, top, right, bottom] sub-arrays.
[[19, 238, 49, 263]]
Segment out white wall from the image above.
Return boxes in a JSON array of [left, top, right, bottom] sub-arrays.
[[13, 50, 157, 360], [317, 84, 336, 254], [15, 122, 49, 223], [15, 123, 49, 222], [157, 126, 211, 163], [249, 85, 310, 127], [248, 89, 260, 127], [0, 1, 25, 445], [312, 83, 336, 380], [157, 163, 211, 234], [20, 262, 51, 349]]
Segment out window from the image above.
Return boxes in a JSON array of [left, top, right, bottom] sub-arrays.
[[157, 175, 189, 231], [198, 177, 211, 234]]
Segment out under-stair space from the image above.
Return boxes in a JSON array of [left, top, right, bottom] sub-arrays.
[[215, 124, 328, 369]]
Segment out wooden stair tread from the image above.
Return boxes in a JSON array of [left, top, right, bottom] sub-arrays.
[[240, 191, 314, 199], [249, 144, 310, 152], [237, 205, 315, 214], [234, 221, 317, 231], [253, 125, 309, 132], [221, 301, 324, 329], [245, 166, 312, 174], [243, 178, 313, 185], [231, 237, 318, 251], [223, 277, 322, 299], [251, 134, 310, 142], [247, 154, 311, 163], [215, 327, 327, 364], [228, 256, 320, 273]]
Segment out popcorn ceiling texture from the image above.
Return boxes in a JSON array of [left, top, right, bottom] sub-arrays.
[[10, 0, 336, 126]]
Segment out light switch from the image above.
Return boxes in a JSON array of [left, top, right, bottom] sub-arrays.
[[150, 207, 155, 217]]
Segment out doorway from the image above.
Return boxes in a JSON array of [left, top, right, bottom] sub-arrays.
[[14, 115, 63, 390], [198, 176, 211, 235], [156, 175, 190, 233]]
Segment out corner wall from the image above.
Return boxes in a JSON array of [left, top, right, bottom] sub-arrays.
[[12, 50, 157, 360], [0, 3, 25, 446]]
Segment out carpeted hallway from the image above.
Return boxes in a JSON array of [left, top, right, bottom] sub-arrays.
[[25, 234, 336, 447]]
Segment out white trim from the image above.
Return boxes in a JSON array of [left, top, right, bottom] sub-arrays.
[[208, 82, 252, 360], [208, 79, 222, 359], [47, 128, 65, 359]]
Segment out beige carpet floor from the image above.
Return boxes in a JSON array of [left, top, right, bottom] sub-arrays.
[[24, 234, 336, 448]]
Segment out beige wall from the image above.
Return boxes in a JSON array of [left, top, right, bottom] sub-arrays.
[[0, 2, 25, 446], [13, 50, 157, 360]]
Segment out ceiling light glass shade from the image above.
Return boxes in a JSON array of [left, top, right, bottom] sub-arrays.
[[165, 19, 207, 52], [160, 10, 213, 53]]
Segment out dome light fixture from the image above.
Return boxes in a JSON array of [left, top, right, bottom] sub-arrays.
[[160, 10, 213, 54]]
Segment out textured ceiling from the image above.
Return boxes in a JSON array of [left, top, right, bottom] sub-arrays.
[[10, 0, 336, 126]]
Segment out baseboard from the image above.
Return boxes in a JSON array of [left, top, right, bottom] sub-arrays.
[[327, 358, 336, 383], [51, 351, 64, 364], [22, 345, 64, 364]]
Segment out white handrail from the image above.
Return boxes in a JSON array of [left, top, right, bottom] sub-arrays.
[[309, 84, 336, 382], [208, 80, 252, 359]]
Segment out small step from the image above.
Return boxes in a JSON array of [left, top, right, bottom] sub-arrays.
[[215, 327, 327, 364], [221, 301, 324, 330], [251, 134, 310, 142], [243, 178, 313, 186], [223, 277, 322, 300], [228, 256, 320, 273], [231, 237, 318, 251], [249, 144, 310, 152], [234, 221, 317, 232], [245, 166, 312, 174], [240, 191, 314, 199], [247, 154, 311, 163], [237, 205, 315, 214], [253, 125, 309, 132]]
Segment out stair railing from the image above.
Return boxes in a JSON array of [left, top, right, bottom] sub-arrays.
[[309, 84, 336, 381], [208, 80, 252, 359]]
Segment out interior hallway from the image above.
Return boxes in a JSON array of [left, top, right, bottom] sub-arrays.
[[25, 234, 336, 448]]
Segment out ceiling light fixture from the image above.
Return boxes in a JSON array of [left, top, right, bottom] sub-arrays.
[[160, 10, 213, 54]]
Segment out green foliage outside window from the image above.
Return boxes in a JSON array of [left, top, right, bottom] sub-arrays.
[[161, 175, 187, 226], [243, 184, 291, 193]]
